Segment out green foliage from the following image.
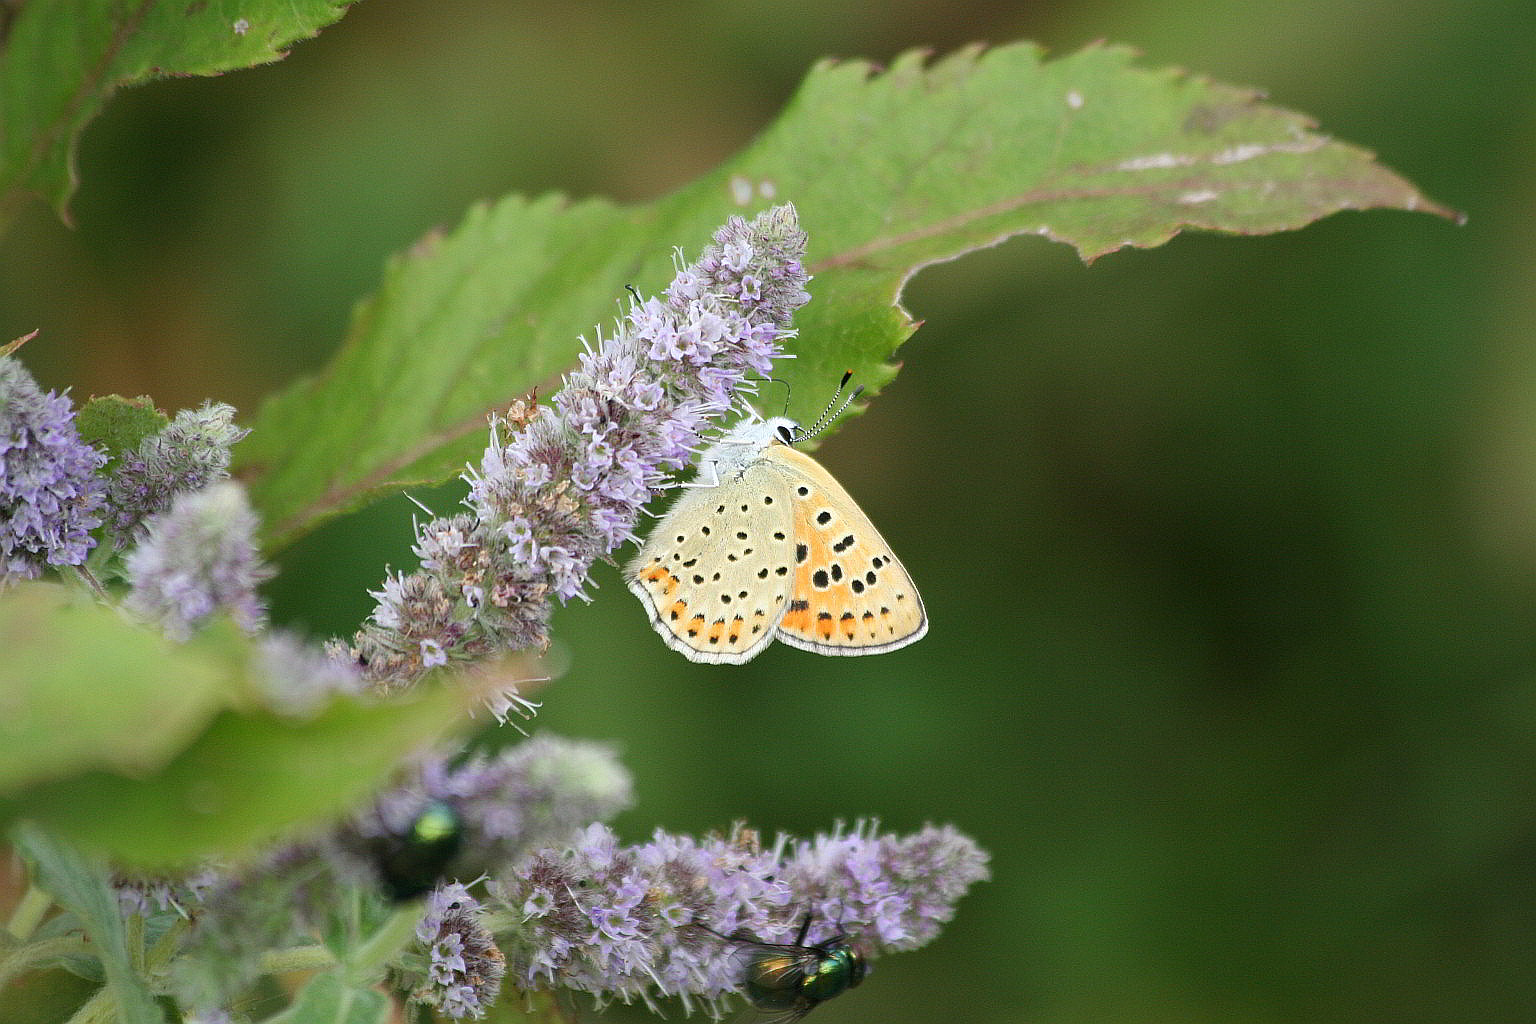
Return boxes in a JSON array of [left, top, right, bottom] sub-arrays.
[[75, 395, 169, 471], [5, 689, 468, 867], [235, 41, 1451, 551], [263, 974, 391, 1024], [0, 586, 469, 868], [0, 0, 350, 226], [13, 825, 166, 1024], [0, 6, 1471, 1023], [0, 584, 228, 793]]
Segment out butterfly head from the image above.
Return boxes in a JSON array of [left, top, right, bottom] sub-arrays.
[[724, 371, 863, 451]]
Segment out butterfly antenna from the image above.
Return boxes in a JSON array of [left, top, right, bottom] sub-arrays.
[[792, 370, 863, 443], [624, 284, 643, 305], [750, 375, 793, 416]]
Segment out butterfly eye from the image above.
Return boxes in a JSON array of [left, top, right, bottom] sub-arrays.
[[776, 424, 794, 443]]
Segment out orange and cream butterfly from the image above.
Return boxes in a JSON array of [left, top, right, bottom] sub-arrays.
[[627, 377, 926, 664]]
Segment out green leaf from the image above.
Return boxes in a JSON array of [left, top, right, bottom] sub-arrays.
[[0, 585, 229, 793], [0, 0, 352, 227], [1, 681, 468, 868], [12, 824, 166, 1024], [74, 395, 168, 470], [237, 41, 1454, 549], [262, 972, 390, 1024]]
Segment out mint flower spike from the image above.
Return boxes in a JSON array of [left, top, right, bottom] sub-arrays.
[[108, 400, 248, 541], [412, 883, 506, 1020], [124, 480, 273, 640], [344, 205, 811, 690], [488, 819, 989, 1016], [0, 355, 107, 582]]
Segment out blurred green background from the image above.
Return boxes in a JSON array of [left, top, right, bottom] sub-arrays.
[[6, 1, 1536, 1021]]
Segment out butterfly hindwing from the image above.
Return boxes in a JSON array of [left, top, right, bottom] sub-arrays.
[[764, 445, 927, 655], [626, 462, 798, 664]]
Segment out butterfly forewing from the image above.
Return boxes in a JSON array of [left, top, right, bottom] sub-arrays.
[[765, 445, 927, 655], [626, 462, 798, 664]]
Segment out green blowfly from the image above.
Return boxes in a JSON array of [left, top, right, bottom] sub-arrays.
[[368, 798, 465, 901], [699, 912, 869, 1022]]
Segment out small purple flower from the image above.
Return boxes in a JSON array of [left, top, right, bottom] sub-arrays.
[[107, 401, 248, 541], [412, 883, 506, 1020], [0, 355, 107, 581], [343, 206, 811, 693], [113, 869, 218, 919], [487, 820, 988, 1014], [124, 481, 272, 640]]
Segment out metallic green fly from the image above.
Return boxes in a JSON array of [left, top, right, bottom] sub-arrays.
[[698, 912, 868, 1022], [369, 798, 464, 901]]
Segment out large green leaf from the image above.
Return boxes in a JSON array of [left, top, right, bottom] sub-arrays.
[[2, 683, 467, 868], [237, 41, 1455, 550], [0, 585, 470, 868], [0, 0, 351, 226], [0, 585, 230, 793]]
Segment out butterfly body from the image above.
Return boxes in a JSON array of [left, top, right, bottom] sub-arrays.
[[627, 416, 926, 664]]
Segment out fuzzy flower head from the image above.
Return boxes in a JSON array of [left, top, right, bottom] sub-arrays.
[[488, 819, 988, 1016], [346, 206, 810, 691], [0, 355, 106, 581], [107, 401, 248, 541], [124, 481, 272, 640], [253, 632, 368, 717], [348, 734, 634, 892], [412, 883, 506, 1020]]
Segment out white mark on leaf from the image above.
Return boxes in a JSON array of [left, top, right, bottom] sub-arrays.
[[233, 18, 250, 35], [729, 176, 778, 205], [1212, 138, 1326, 164], [1116, 153, 1193, 172], [1066, 90, 1084, 109], [1178, 190, 1221, 205]]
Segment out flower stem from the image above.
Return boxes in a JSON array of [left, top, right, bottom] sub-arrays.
[[348, 903, 424, 984], [0, 934, 91, 994], [259, 944, 340, 974], [62, 985, 116, 1024], [5, 885, 51, 941], [70, 564, 111, 603]]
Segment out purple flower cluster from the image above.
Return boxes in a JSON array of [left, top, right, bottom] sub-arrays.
[[0, 356, 107, 581], [488, 819, 988, 1014], [774, 821, 992, 953], [113, 869, 219, 919], [412, 883, 506, 1020], [342, 205, 810, 688], [124, 481, 272, 640], [350, 734, 634, 881], [107, 400, 248, 541]]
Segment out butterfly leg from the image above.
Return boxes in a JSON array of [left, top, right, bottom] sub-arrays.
[[679, 461, 722, 489]]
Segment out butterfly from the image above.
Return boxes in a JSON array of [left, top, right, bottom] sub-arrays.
[[627, 375, 926, 664]]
